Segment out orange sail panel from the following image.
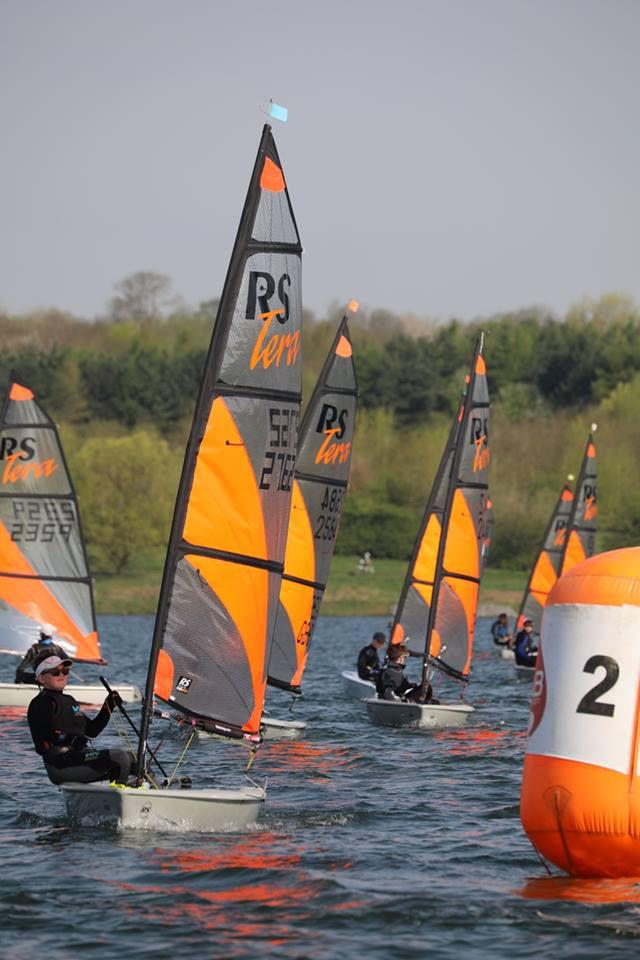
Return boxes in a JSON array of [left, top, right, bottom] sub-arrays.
[[514, 484, 573, 633], [0, 381, 100, 661], [390, 339, 490, 682], [515, 430, 597, 634], [141, 125, 303, 743], [267, 316, 358, 692], [559, 432, 597, 578]]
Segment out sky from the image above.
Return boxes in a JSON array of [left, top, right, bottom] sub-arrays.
[[1, 0, 639, 322]]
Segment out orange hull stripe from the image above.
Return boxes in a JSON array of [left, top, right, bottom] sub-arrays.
[[0, 523, 99, 659], [260, 156, 285, 193]]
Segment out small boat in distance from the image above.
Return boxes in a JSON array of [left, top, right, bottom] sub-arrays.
[[63, 122, 303, 829], [265, 310, 357, 735], [513, 427, 597, 680], [0, 380, 140, 707], [365, 336, 490, 729]]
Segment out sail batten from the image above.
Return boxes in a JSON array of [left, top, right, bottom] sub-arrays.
[[267, 315, 357, 693], [0, 380, 100, 662], [136, 125, 303, 776]]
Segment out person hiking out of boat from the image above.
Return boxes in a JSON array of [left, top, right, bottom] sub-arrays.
[[357, 632, 386, 681], [15, 629, 69, 684], [490, 613, 513, 649], [514, 619, 538, 668], [27, 655, 134, 786]]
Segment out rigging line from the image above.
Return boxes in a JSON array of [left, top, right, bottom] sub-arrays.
[[167, 729, 196, 786], [527, 835, 554, 876]]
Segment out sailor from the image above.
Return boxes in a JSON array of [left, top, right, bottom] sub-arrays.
[[376, 644, 434, 702], [357, 631, 386, 681], [15, 629, 69, 684], [490, 613, 513, 648], [27, 655, 133, 785], [514, 619, 538, 668]]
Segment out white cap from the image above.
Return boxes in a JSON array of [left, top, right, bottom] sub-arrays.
[[35, 655, 72, 679]]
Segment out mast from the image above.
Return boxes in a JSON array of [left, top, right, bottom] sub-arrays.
[[419, 335, 485, 695], [135, 124, 302, 783]]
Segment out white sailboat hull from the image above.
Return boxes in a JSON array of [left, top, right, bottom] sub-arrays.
[[364, 698, 475, 729], [261, 716, 306, 739], [515, 663, 536, 680], [0, 682, 142, 708], [499, 647, 515, 660], [190, 715, 307, 742], [61, 782, 265, 831], [341, 670, 376, 699]]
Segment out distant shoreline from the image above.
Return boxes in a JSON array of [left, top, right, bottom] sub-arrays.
[[93, 554, 527, 618]]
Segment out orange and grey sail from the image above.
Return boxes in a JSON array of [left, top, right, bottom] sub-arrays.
[[136, 124, 302, 773], [514, 429, 597, 633], [0, 380, 100, 662], [390, 337, 490, 685], [267, 315, 357, 694]]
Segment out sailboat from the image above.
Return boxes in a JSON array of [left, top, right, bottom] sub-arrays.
[[62, 123, 303, 829], [0, 380, 140, 707], [513, 427, 597, 679], [263, 312, 357, 736], [365, 337, 490, 730]]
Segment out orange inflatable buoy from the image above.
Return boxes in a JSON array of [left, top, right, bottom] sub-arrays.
[[520, 547, 640, 878]]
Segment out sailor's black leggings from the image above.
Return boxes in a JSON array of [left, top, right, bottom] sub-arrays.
[[44, 748, 132, 785]]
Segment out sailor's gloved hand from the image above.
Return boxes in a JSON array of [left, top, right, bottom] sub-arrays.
[[105, 690, 123, 712]]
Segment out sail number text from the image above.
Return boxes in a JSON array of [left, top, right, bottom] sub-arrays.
[[314, 486, 344, 541], [9, 499, 75, 543], [259, 408, 297, 492]]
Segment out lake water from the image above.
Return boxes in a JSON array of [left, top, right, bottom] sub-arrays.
[[1, 615, 639, 959]]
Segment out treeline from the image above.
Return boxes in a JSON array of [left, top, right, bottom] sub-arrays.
[[2, 287, 640, 572], [2, 293, 640, 429]]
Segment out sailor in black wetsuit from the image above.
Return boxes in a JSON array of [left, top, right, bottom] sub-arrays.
[[375, 644, 433, 702], [357, 632, 386, 681], [27, 655, 133, 785], [15, 630, 69, 684], [514, 619, 538, 668]]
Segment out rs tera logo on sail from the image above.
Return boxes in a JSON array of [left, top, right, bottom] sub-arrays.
[[0, 436, 59, 485], [470, 417, 490, 472], [246, 271, 300, 370], [314, 403, 351, 466]]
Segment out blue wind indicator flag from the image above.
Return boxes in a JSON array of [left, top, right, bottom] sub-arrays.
[[269, 101, 288, 123]]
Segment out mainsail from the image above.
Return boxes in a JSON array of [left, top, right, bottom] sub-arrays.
[[136, 124, 302, 776], [514, 429, 597, 633], [267, 315, 357, 694], [0, 381, 100, 661], [390, 338, 490, 687], [514, 484, 573, 633]]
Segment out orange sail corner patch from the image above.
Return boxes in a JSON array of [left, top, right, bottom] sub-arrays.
[[335, 335, 352, 358], [260, 157, 285, 193], [9, 382, 34, 401]]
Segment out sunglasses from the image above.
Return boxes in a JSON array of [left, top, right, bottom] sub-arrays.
[[43, 667, 70, 677]]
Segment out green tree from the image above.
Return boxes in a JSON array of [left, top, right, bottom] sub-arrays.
[[72, 431, 179, 573]]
